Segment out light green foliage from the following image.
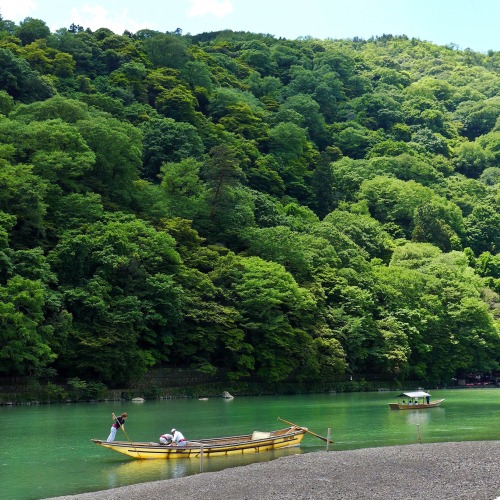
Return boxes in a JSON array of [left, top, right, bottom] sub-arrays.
[[478, 131, 500, 167], [181, 60, 213, 92], [241, 225, 339, 281], [212, 253, 316, 381], [161, 157, 205, 219], [208, 87, 263, 121], [281, 93, 328, 146], [333, 124, 383, 159], [454, 97, 500, 140], [358, 176, 435, 235], [324, 210, 394, 261], [367, 153, 444, 186], [411, 198, 464, 251], [0, 90, 15, 115], [156, 85, 198, 123], [465, 203, 500, 254], [0, 162, 48, 248], [480, 167, 500, 186], [377, 247, 500, 381], [10, 95, 90, 123], [239, 40, 274, 76], [390, 242, 442, 269], [76, 116, 142, 202], [23, 119, 95, 189], [444, 175, 489, 217], [452, 140, 489, 178], [268, 121, 308, 163], [218, 102, 269, 141]]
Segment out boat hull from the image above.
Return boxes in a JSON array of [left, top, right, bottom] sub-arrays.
[[91, 427, 305, 459], [389, 399, 445, 410]]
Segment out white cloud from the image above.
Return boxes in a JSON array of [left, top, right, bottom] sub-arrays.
[[69, 4, 153, 34], [188, 0, 233, 18], [0, 0, 37, 22]]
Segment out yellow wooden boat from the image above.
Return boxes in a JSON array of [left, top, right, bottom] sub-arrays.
[[91, 426, 306, 459]]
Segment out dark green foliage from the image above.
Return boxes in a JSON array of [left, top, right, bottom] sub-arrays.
[[14, 18, 51, 46], [141, 117, 204, 182], [0, 48, 55, 102], [0, 21, 499, 388]]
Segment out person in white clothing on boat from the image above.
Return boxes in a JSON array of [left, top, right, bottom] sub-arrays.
[[107, 412, 127, 442], [159, 433, 173, 444], [171, 428, 187, 446]]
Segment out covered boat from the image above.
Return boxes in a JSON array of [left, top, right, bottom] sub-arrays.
[[389, 391, 444, 410], [91, 426, 306, 459]]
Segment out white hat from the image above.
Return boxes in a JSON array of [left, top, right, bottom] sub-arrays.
[[171, 428, 176, 433]]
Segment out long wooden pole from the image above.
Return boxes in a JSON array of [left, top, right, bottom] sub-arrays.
[[113, 412, 143, 460], [277, 417, 333, 444]]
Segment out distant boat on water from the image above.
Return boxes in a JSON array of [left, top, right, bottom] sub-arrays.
[[389, 391, 444, 410]]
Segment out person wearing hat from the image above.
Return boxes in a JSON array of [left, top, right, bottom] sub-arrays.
[[171, 428, 187, 446]]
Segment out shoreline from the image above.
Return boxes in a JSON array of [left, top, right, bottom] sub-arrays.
[[47, 440, 500, 499]]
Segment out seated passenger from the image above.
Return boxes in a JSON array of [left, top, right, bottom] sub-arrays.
[[159, 433, 173, 445]]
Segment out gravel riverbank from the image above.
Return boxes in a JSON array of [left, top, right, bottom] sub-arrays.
[[48, 441, 500, 500]]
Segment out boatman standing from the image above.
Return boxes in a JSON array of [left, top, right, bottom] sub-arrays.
[[171, 428, 187, 446], [107, 412, 127, 442]]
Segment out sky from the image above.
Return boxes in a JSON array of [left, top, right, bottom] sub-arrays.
[[0, 0, 499, 53]]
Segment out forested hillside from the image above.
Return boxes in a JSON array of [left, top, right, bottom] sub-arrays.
[[1, 15, 500, 388]]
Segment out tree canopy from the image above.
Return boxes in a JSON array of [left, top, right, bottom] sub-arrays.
[[0, 20, 500, 387]]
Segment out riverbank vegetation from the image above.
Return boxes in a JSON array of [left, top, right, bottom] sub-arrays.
[[1, 15, 500, 397]]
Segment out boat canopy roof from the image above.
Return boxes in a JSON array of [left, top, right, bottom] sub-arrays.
[[397, 391, 430, 398]]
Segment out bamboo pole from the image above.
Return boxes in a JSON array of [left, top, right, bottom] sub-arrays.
[[277, 417, 334, 444], [113, 412, 143, 460]]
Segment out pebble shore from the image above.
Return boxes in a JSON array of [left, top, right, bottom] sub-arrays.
[[48, 441, 500, 500]]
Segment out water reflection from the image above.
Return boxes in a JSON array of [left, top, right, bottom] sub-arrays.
[[104, 445, 304, 487], [109, 456, 191, 483], [405, 409, 432, 425]]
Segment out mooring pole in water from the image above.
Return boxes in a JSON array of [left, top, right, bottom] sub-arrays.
[[416, 424, 422, 444], [326, 428, 331, 451], [200, 445, 204, 472]]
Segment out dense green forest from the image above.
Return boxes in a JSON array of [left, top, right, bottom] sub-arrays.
[[1, 15, 500, 389]]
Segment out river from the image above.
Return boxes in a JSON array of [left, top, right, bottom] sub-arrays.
[[2, 388, 499, 499]]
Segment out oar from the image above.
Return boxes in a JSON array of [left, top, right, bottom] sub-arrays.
[[277, 417, 334, 444], [113, 412, 143, 460]]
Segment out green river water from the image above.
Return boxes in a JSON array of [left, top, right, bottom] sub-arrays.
[[2, 388, 500, 499]]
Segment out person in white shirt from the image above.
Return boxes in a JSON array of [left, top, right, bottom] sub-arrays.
[[171, 428, 187, 446]]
